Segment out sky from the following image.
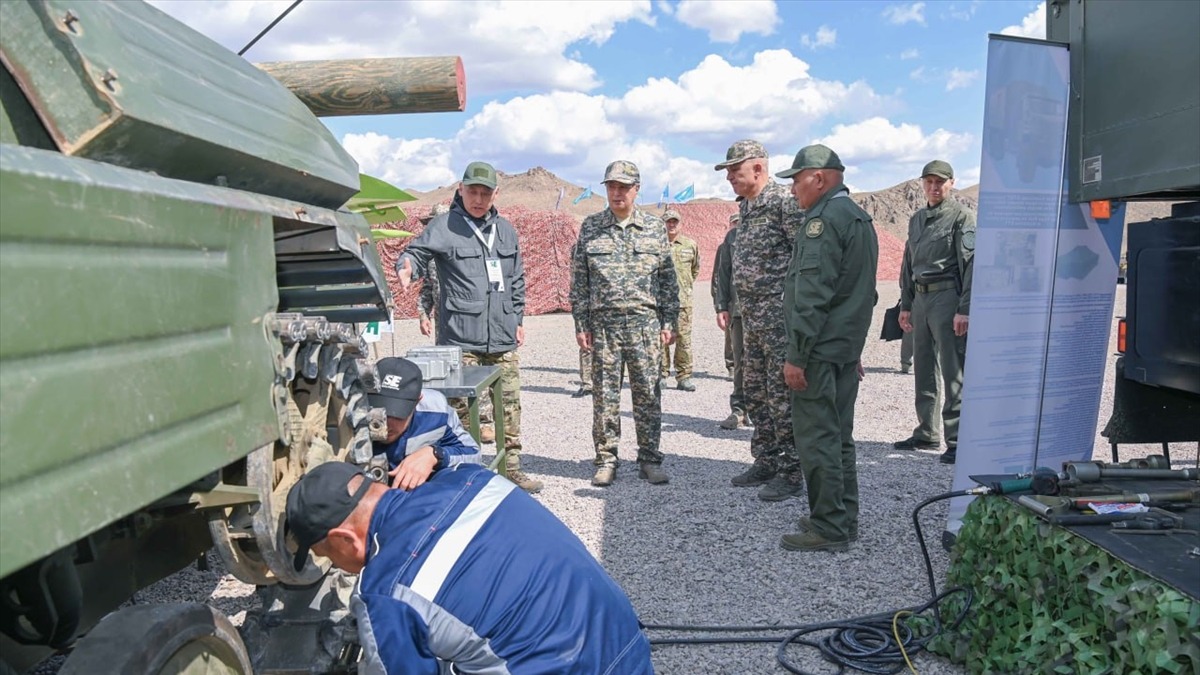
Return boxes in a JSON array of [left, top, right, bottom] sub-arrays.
[[150, 0, 1046, 199]]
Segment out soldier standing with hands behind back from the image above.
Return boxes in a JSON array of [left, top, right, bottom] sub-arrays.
[[895, 160, 975, 465], [571, 160, 679, 487], [715, 140, 806, 501], [661, 209, 700, 392], [775, 145, 878, 552]]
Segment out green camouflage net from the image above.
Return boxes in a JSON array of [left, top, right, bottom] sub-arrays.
[[929, 497, 1200, 674]]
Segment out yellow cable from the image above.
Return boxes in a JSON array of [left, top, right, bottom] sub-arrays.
[[892, 610, 918, 675]]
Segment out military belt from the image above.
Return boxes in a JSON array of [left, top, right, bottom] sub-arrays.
[[914, 280, 958, 294]]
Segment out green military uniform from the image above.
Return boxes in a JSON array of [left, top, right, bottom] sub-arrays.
[[712, 223, 747, 425], [570, 162, 679, 478], [899, 168, 975, 455], [662, 231, 699, 382], [778, 145, 878, 548]]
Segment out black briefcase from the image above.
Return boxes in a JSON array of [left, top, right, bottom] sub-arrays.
[[880, 302, 904, 341]]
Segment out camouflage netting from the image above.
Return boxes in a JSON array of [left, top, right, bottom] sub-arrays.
[[930, 498, 1200, 674], [375, 202, 907, 320]]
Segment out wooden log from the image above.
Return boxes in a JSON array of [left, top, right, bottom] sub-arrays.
[[256, 56, 465, 117]]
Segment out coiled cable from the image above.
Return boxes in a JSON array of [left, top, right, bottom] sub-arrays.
[[642, 489, 978, 674]]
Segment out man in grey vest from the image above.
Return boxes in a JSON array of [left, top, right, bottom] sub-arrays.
[[397, 162, 542, 492]]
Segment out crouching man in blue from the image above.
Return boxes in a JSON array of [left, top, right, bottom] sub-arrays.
[[285, 461, 655, 674], [370, 357, 482, 490]]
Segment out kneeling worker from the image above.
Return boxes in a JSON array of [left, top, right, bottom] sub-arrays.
[[285, 462, 654, 673], [370, 357, 482, 490]]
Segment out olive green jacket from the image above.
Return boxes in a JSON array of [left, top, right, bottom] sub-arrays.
[[784, 186, 879, 368], [899, 196, 976, 314]]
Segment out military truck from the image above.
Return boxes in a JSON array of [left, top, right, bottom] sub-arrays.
[[0, 1, 463, 672], [1042, 0, 1200, 456]]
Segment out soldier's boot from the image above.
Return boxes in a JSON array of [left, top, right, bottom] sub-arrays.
[[779, 530, 849, 553], [505, 470, 543, 494], [571, 385, 592, 398], [797, 516, 858, 542], [939, 446, 957, 465], [479, 425, 496, 444], [758, 474, 805, 502], [719, 412, 742, 430], [637, 462, 669, 485], [591, 466, 616, 487], [676, 377, 696, 392], [730, 461, 774, 487]]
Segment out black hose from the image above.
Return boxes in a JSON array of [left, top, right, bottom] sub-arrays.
[[643, 489, 977, 674]]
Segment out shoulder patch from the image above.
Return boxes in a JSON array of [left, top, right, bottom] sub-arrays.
[[962, 230, 976, 251], [805, 218, 824, 238]]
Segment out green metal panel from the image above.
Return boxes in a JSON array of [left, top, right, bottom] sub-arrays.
[[0, 146, 283, 579], [1058, 0, 1200, 201], [0, 0, 360, 209]]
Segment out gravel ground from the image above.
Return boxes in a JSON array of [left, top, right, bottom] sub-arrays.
[[116, 283, 1196, 675]]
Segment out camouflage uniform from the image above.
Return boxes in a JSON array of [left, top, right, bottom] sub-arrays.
[[776, 145, 879, 550], [661, 210, 700, 384], [570, 163, 679, 472], [716, 141, 804, 488]]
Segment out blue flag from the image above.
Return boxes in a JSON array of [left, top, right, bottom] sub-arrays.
[[673, 184, 695, 203], [572, 186, 593, 205], [658, 184, 670, 208]]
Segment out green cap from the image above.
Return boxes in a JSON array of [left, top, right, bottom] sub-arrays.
[[462, 161, 498, 189], [602, 160, 640, 185], [921, 160, 954, 180], [775, 144, 844, 179], [714, 139, 767, 170]]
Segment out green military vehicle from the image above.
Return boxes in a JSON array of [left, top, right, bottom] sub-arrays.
[[0, 1, 463, 672]]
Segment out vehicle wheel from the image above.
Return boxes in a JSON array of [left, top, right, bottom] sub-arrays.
[[209, 329, 374, 586], [59, 603, 251, 675]]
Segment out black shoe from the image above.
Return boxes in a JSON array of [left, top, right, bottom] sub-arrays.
[[572, 386, 591, 398], [939, 448, 957, 464], [893, 437, 939, 450]]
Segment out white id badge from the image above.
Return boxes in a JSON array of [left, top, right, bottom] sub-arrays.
[[485, 258, 504, 291]]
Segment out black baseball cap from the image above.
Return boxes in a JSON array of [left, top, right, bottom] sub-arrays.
[[285, 462, 372, 571], [370, 357, 422, 419]]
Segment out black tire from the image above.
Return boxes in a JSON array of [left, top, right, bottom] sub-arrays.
[[59, 603, 251, 675]]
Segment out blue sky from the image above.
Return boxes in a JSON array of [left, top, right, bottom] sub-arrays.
[[151, 0, 1046, 198]]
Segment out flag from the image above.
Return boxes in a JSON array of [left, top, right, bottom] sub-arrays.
[[658, 184, 670, 208], [572, 186, 593, 205], [673, 184, 695, 202], [554, 186, 565, 211]]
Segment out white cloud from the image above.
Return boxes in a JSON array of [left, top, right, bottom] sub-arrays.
[[945, 68, 980, 91], [674, 0, 779, 42], [882, 2, 926, 26], [609, 50, 889, 147], [800, 25, 837, 50], [816, 117, 974, 166], [1000, 2, 1046, 39], [900, 48, 920, 60], [459, 92, 625, 161], [943, 1, 982, 21], [909, 66, 927, 81], [149, 0, 654, 94], [342, 133, 457, 190]]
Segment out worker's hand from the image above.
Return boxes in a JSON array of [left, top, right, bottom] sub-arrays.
[[517, 325, 525, 347], [389, 446, 437, 491], [953, 313, 969, 337], [898, 310, 913, 333], [397, 258, 414, 290], [576, 332, 593, 351], [660, 330, 675, 346], [783, 362, 807, 391], [857, 361, 865, 381], [419, 317, 433, 336], [717, 311, 730, 331]]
